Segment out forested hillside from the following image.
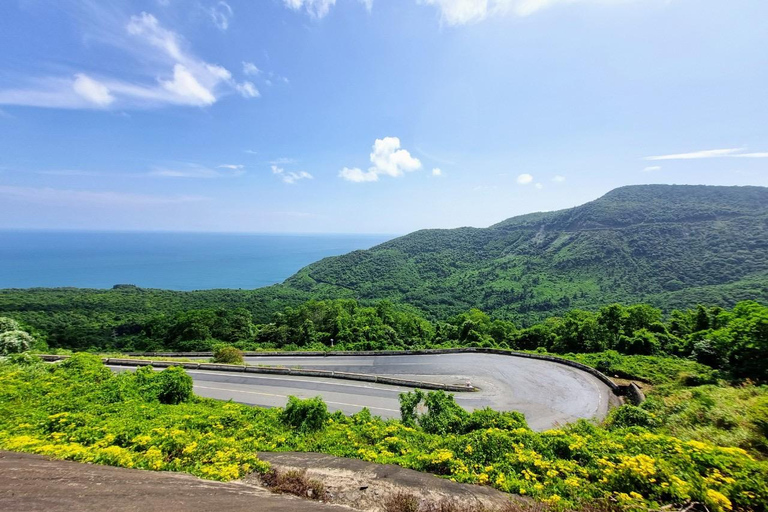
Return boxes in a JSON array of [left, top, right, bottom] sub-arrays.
[[283, 185, 768, 322]]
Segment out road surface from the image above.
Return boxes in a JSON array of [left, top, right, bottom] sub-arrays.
[[116, 353, 615, 431]]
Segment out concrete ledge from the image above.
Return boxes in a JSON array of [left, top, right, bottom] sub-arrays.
[[38, 354, 477, 393]]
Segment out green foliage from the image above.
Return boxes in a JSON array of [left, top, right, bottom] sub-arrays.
[[0, 316, 21, 333], [606, 405, 658, 429], [282, 185, 768, 323], [399, 390, 528, 435], [212, 345, 244, 364], [1, 356, 766, 511], [0, 330, 34, 355], [155, 366, 193, 405], [281, 396, 329, 432]]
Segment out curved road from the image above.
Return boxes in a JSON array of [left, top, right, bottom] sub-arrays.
[[123, 353, 615, 431]]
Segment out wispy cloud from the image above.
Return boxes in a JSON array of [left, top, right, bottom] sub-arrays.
[[432, 168, 443, 177], [339, 137, 422, 183], [269, 157, 298, 165], [0, 185, 207, 206], [149, 163, 245, 178], [643, 166, 662, 172], [205, 1, 233, 30], [0, 7, 258, 110], [282, 0, 374, 18], [271, 165, 313, 184], [551, 175, 566, 182], [643, 148, 768, 161]]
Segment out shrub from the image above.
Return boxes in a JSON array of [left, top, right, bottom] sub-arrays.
[[399, 389, 470, 435], [261, 468, 327, 500], [0, 317, 21, 334], [156, 366, 193, 404], [2, 352, 42, 366], [384, 492, 420, 512], [281, 396, 328, 432], [463, 408, 529, 433], [0, 330, 34, 355], [212, 345, 244, 364], [605, 405, 658, 429]]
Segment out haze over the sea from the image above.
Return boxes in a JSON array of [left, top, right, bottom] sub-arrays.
[[0, 231, 392, 290]]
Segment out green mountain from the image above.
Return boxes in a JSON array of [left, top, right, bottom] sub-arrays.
[[283, 185, 768, 323]]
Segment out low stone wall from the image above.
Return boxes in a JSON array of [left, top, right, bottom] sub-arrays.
[[36, 354, 474, 393], [127, 347, 622, 396]]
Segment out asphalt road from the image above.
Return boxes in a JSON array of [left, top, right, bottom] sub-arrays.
[[119, 353, 614, 431]]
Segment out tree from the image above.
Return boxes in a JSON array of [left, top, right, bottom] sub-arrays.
[[0, 330, 34, 355]]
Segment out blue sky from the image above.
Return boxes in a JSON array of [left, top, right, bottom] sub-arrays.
[[0, 0, 766, 234]]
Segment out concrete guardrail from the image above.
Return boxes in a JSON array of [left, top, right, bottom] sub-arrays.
[[126, 347, 624, 396], [37, 354, 475, 393]]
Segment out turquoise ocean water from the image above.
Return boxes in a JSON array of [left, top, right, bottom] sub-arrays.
[[0, 231, 393, 290]]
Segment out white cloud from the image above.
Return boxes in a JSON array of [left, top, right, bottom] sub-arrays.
[[516, 173, 534, 184], [73, 74, 114, 106], [339, 137, 422, 183], [218, 164, 244, 170], [535, 182, 543, 189], [206, 1, 233, 30], [0, 185, 207, 206], [0, 11, 259, 110], [160, 64, 216, 105], [242, 62, 261, 76], [432, 168, 443, 177], [271, 165, 313, 184], [643, 166, 662, 172], [370, 137, 422, 177], [235, 81, 260, 98], [552, 175, 566, 182], [340, 167, 379, 182]]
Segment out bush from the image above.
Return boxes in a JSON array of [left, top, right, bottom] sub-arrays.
[[606, 405, 658, 429], [281, 396, 328, 432], [399, 390, 470, 435], [212, 345, 244, 364], [463, 408, 529, 433], [0, 317, 21, 334], [156, 366, 193, 404], [0, 330, 34, 355]]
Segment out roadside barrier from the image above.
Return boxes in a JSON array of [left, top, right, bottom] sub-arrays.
[[36, 354, 475, 393], [126, 347, 625, 396]]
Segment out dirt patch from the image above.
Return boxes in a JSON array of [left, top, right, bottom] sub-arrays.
[[0, 450, 346, 512], [253, 452, 525, 512]]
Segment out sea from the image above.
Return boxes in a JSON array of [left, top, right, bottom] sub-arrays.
[[0, 231, 394, 290]]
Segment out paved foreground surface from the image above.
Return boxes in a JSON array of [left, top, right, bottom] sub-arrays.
[[146, 353, 616, 431], [0, 451, 347, 512]]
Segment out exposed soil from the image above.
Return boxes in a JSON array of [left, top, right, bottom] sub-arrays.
[[253, 452, 524, 512], [0, 451, 347, 512]]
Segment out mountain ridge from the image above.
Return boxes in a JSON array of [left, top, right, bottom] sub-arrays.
[[282, 184, 768, 323]]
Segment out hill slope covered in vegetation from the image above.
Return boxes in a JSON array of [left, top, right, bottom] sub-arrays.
[[283, 185, 768, 322]]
